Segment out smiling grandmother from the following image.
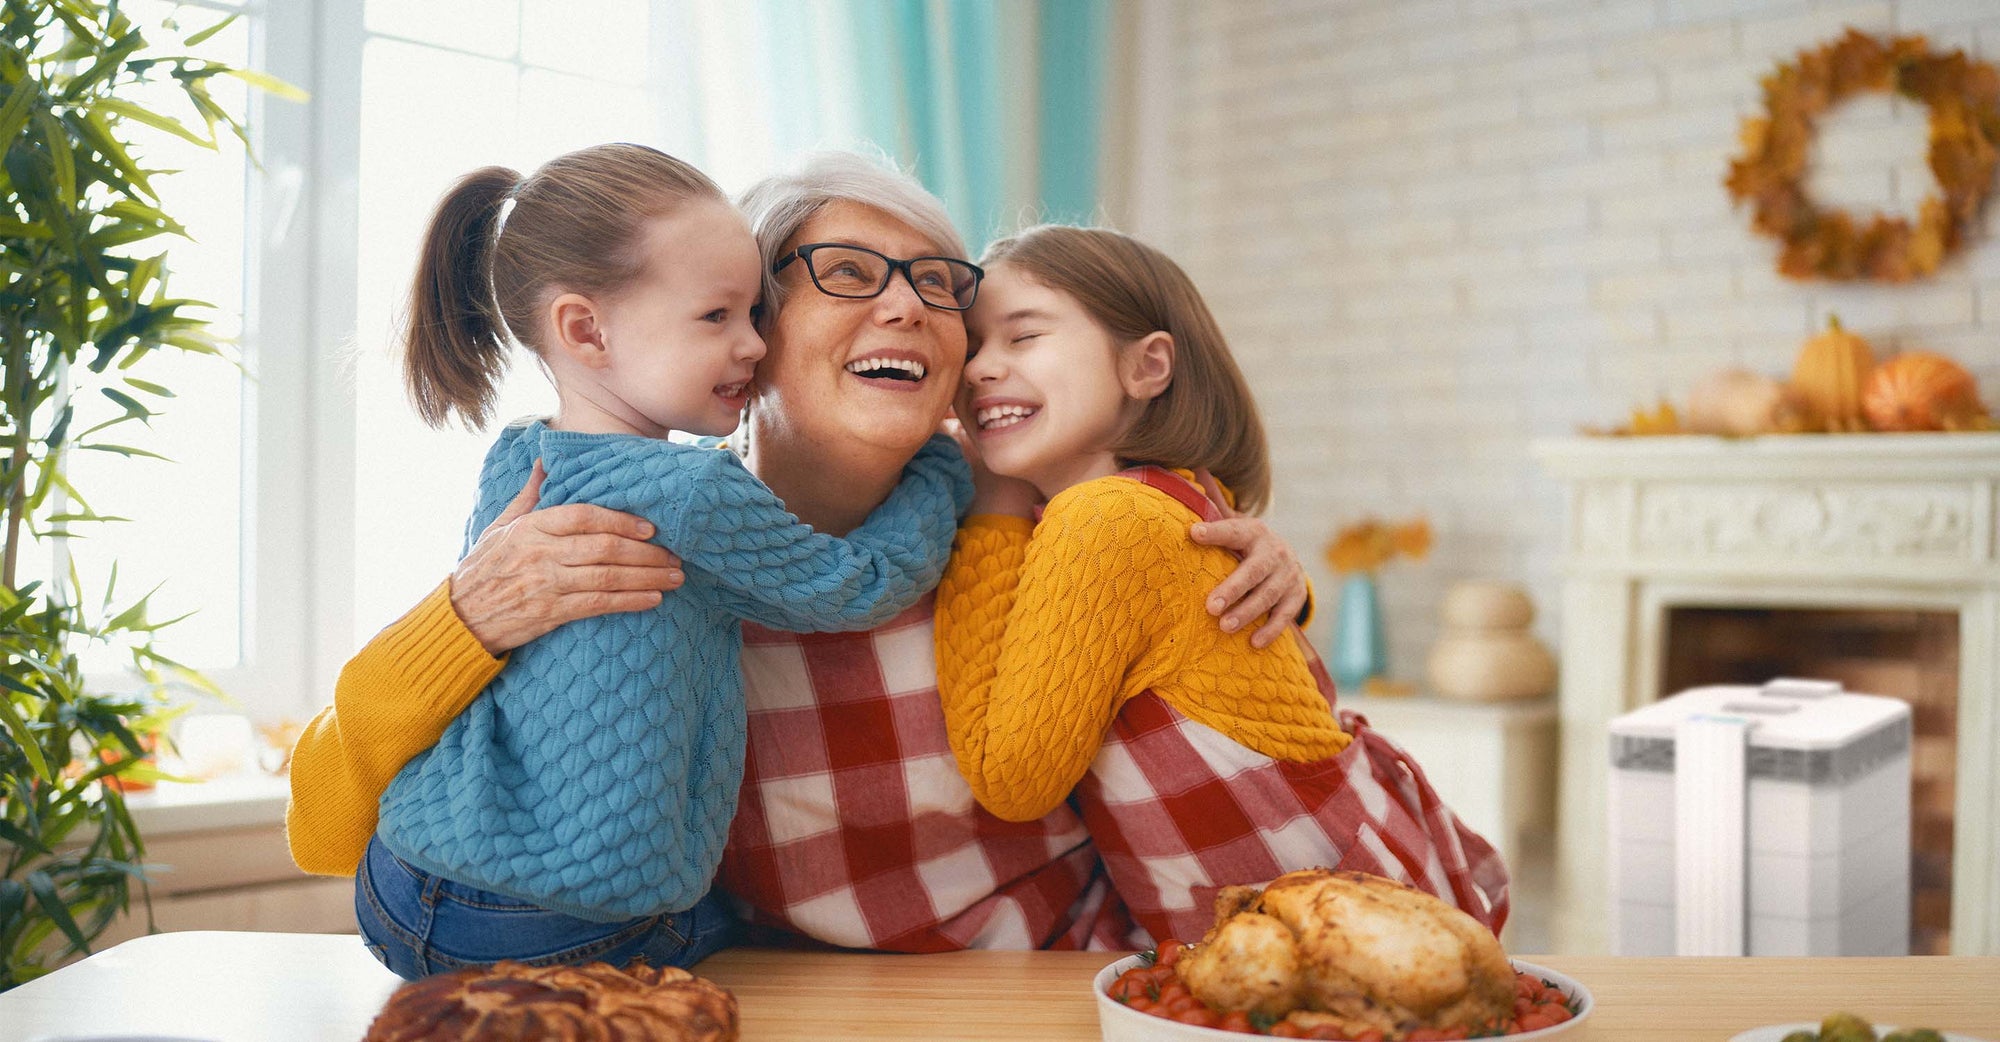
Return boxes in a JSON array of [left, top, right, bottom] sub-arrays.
[[287, 151, 1371, 955]]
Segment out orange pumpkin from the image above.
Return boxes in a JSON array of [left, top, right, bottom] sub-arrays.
[[1790, 315, 1875, 431], [1862, 352, 1991, 431]]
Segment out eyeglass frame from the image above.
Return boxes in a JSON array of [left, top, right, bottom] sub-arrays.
[[773, 242, 985, 311]]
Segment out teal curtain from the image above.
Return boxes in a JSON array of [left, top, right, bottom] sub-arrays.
[[751, 0, 1110, 254]]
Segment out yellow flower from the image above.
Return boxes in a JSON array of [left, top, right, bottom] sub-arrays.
[[1323, 515, 1432, 574]]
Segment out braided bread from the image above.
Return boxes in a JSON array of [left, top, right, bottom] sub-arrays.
[[362, 960, 738, 1042]]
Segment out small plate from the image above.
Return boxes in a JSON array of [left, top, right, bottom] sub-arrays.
[[1730, 1025, 1994, 1042]]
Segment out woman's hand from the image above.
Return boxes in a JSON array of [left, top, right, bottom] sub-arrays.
[[450, 460, 686, 655], [943, 412, 1040, 518], [1189, 470, 1310, 649]]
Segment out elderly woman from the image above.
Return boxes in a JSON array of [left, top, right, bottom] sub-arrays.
[[288, 153, 1481, 959]]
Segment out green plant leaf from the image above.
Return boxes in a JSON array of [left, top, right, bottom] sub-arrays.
[[86, 220, 165, 249], [30, 110, 76, 207], [74, 109, 152, 200], [0, 818, 52, 856], [0, 217, 54, 239], [101, 198, 185, 237], [75, 443, 170, 461], [24, 870, 90, 955], [95, 98, 212, 150], [100, 387, 151, 421], [121, 378, 171, 397], [60, 26, 144, 101], [0, 68, 40, 146], [44, 402, 72, 448], [182, 12, 239, 48], [43, 511, 130, 524], [221, 67, 308, 103], [0, 689, 52, 782]]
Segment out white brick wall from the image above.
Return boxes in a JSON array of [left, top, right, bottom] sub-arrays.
[[1133, 0, 2000, 683]]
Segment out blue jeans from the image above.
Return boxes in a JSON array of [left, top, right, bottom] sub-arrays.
[[355, 834, 739, 980]]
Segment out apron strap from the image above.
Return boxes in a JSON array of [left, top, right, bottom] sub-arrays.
[[1119, 466, 1226, 524]]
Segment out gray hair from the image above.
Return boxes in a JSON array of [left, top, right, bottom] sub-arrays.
[[737, 151, 967, 322]]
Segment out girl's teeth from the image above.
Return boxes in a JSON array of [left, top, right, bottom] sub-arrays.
[[975, 405, 1036, 430]]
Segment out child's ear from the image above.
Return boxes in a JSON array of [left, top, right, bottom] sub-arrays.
[[547, 292, 612, 370], [1120, 331, 1174, 401]]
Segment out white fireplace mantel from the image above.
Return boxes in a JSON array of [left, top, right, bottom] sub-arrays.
[[1533, 433, 2000, 955]]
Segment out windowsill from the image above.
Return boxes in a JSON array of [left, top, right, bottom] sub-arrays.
[[124, 773, 291, 837]]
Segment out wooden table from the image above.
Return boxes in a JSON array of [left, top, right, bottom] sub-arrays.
[[0, 931, 1995, 1041]]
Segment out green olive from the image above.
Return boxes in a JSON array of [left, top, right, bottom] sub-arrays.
[[1780, 1032, 1820, 1042], [1902, 1031, 1946, 1042], [1820, 1012, 1878, 1042]]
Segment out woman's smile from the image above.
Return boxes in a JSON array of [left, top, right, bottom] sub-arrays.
[[843, 350, 932, 391]]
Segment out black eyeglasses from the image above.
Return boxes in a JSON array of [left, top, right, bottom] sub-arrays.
[[774, 243, 984, 311]]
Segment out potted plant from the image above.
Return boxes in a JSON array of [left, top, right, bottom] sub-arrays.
[[0, 0, 291, 989]]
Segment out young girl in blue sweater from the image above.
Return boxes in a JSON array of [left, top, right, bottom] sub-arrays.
[[351, 144, 974, 979]]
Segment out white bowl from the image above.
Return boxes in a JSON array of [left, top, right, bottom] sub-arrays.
[[1092, 952, 1593, 1041], [1731, 1026, 1993, 1042]]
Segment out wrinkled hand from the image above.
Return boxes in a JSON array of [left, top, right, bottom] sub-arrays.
[[449, 460, 686, 655], [943, 412, 1040, 518], [1188, 470, 1309, 649]]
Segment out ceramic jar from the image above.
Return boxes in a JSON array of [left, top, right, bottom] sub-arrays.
[[1425, 581, 1557, 702]]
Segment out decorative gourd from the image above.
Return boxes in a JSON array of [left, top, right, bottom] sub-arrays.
[[1789, 315, 1875, 431], [1426, 582, 1556, 703], [1862, 352, 1991, 431], [1685, 368, 1806, 436]]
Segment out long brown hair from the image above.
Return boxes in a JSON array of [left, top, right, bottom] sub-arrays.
[[980, 225, 1272, 513], [403, 143, 725, 430]]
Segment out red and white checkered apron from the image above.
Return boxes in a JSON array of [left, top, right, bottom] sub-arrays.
[[1077, 467, 1512, 945], [716, 601, 1133, 951]]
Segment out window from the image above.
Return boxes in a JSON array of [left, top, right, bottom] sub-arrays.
[[76, 0, 901, 720], [23, 0, 251, 676], [349, 0, 662, 652]]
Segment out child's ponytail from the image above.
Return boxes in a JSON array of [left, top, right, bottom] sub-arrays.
[[398, 145, 727, 432], [403, 166, 520, 431]]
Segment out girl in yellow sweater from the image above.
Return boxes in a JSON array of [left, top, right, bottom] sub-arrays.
[[935, 225, 1508, 944]]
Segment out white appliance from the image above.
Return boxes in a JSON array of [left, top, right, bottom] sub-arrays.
[[1607, 677, 1910, 956]]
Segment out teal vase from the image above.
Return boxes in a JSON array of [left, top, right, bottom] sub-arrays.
[[1331, 573, 1387, 694]]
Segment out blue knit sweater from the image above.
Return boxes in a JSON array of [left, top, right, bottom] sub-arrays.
[[375, 422, 971, 921]]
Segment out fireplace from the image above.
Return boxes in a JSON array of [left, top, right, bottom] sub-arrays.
[[1663, 606, 1958, 954], [1534, 433, 2000, 955]]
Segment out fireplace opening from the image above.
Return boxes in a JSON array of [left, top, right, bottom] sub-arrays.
[[1661, 606, 1959, 955]]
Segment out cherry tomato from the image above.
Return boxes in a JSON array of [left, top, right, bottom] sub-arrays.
[[1516, 1011, 1557, 1032]]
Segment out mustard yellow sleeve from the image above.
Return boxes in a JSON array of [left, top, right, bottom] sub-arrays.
[[935, 493, 1177, 823], [285, 581, 505, 875]]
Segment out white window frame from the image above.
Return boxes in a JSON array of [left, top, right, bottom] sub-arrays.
[[202, 0, 706, 719]]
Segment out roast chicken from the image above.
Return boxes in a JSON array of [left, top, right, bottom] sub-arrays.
[[1176, 869, 1513, 1040]]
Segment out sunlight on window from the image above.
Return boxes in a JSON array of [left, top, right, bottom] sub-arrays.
[[38, 1, 250, 672], [520, 0, 649, 83], [349, 13, 659, 649], [365, 0, 520, 60]]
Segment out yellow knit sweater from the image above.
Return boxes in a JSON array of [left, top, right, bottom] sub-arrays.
[[934, 474, 1351, 824], [286, 582, 504, 876]]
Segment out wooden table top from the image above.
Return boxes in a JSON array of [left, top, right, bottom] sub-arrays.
[[0, 931, 1995, 1042]]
